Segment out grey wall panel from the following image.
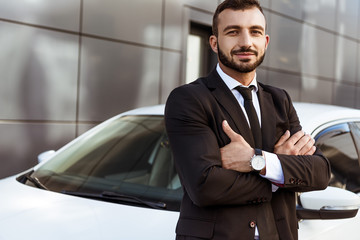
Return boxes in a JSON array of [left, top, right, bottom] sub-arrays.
[[183, 0, 218, 12], [259, 0, 270, 9], [261, 10, 270, 68], [303, 0, 337, 31], [267, 70, 301, 102], [335, 36, 357, 83], [83, 0, 162, 47], [358, 4, 360, 40], [358, 43, 360, 84], [161, 51, 181, 103], [0, 22, 78, 121], [299, 25, 336, 79], [163, 0, 183, 51], [337, 0, 359, 39], [300, 77, 333, 105], [0, 123, 76, 178], [78, 37, 161, 122], [268, 13, 302, 73], [334, 83, 356, 108], [77, 123, 98, 136], [270, 0, 303, 20], [256, 67, 268, 84], [0, 0, 80, 31], [188, 8, 213, 26]]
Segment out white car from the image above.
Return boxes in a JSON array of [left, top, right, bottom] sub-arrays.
[[0, 103, 360, 240]]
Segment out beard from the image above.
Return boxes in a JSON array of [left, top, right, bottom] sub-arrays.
[[217, 44, 266, 73]]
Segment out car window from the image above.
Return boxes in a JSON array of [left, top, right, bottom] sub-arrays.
[[352, 122, 360, 153], [29, 115, 182, 211], [315, 123, 360, 193]]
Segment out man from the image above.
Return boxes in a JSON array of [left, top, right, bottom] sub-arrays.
[[165, 0, 331, 239]]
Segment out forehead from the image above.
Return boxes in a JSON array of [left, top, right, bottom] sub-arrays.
[[217, 8, 266, 31]]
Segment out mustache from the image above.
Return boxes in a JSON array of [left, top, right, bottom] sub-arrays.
[[231, 47, 258, 56]]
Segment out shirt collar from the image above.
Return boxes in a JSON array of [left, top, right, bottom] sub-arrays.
[[216, 64, 258, 92]]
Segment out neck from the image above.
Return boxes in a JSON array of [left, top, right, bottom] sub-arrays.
[[218, 62, 256, 86]]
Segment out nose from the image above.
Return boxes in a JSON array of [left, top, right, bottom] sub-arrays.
[[238, 30, 252, 48]]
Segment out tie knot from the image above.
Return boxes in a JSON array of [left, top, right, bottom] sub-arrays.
[[235, 85, 255, 101]]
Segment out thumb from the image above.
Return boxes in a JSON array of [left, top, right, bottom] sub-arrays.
[[222, 120, 242, 142]]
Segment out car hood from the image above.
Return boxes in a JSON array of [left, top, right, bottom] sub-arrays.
[[0, 176, 178, 240], [1, 176, 359, 240]]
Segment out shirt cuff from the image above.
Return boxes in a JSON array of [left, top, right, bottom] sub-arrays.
[[260, 151, 284, 184]]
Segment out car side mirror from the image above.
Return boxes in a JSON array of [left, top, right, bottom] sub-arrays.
[[37, 150, 56, 163], [297, 186, 360, 220]]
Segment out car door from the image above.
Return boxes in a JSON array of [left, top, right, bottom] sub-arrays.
[[298, 121, 360, 240], [315, 122, 360, 194]]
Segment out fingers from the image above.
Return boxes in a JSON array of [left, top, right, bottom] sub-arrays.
[[222, 120, 243, 142], [286, 130, 306, 146], [305, 146, 316, 155], [288, 131, 316, 155], [274, 130, 316, 156], [274, 130, 290, 148], [298, 134, 316, 155]]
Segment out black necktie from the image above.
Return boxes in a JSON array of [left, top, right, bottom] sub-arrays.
[[235, 86, 262, 148]]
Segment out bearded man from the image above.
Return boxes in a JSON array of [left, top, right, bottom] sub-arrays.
[[165, 0, 331, 239]]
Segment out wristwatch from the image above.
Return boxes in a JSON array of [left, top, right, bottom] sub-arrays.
[[250, 148, 266, 173]]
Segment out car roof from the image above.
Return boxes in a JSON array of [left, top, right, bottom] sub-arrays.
[[121, 104, 165, 116], [293, 102, 360, 135], [120, 102, 360, 136]]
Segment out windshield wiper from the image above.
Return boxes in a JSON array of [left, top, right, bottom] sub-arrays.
[[61, 190, 167, 210], [25, 174, 49, 190]]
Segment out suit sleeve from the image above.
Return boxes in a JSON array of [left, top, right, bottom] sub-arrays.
[[277, 90, 331, 192], [165, 86, 272, 207]]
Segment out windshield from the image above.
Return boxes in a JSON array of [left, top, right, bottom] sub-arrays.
[[28, 115, 182, 211]]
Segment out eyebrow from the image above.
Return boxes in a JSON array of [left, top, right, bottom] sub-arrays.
[[223, 25, 265, 33], [223, 25, 241, 32], [250, 25, 265, 32]]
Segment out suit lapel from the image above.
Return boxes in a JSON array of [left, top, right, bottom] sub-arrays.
[[205, 70, 256, 147], [257, 83, 276, 151]]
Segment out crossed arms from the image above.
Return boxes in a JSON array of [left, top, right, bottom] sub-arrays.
[[220, 119, 316, 175], [165, 85, 331, 207]]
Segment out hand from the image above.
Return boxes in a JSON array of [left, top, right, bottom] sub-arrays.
[[274, 130, 316, 155], [220, 120, 254, 172]]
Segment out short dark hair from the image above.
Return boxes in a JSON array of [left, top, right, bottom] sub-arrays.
[[212, 0, 264, 36]]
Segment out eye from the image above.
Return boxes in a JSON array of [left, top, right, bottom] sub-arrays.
[[227, 30, 239, 36], [251, 30, 263, 36]]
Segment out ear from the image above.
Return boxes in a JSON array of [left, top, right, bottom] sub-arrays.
[[265, 34, 270, 50], [209, 35, 218, 54]]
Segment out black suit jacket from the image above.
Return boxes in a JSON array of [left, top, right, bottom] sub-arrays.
[[165, 69, 331, 240]]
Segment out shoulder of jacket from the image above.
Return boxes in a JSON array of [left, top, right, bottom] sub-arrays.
[[259, 82, 288, 96], [170, 78, 208, 95]]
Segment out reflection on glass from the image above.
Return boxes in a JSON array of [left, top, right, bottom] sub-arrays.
[[30, 115, 182, 211], [316, 124, 360, 193]]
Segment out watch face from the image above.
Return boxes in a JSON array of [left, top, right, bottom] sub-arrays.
[[251, 156, 265, 171]]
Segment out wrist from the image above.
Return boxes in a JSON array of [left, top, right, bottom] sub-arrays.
[[250, 149, 266, 173], [259, 164, 266, 175], [259, 150, 266, 175]]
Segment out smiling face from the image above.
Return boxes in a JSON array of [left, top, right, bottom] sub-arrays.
[[210, 7, 269, 84]]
